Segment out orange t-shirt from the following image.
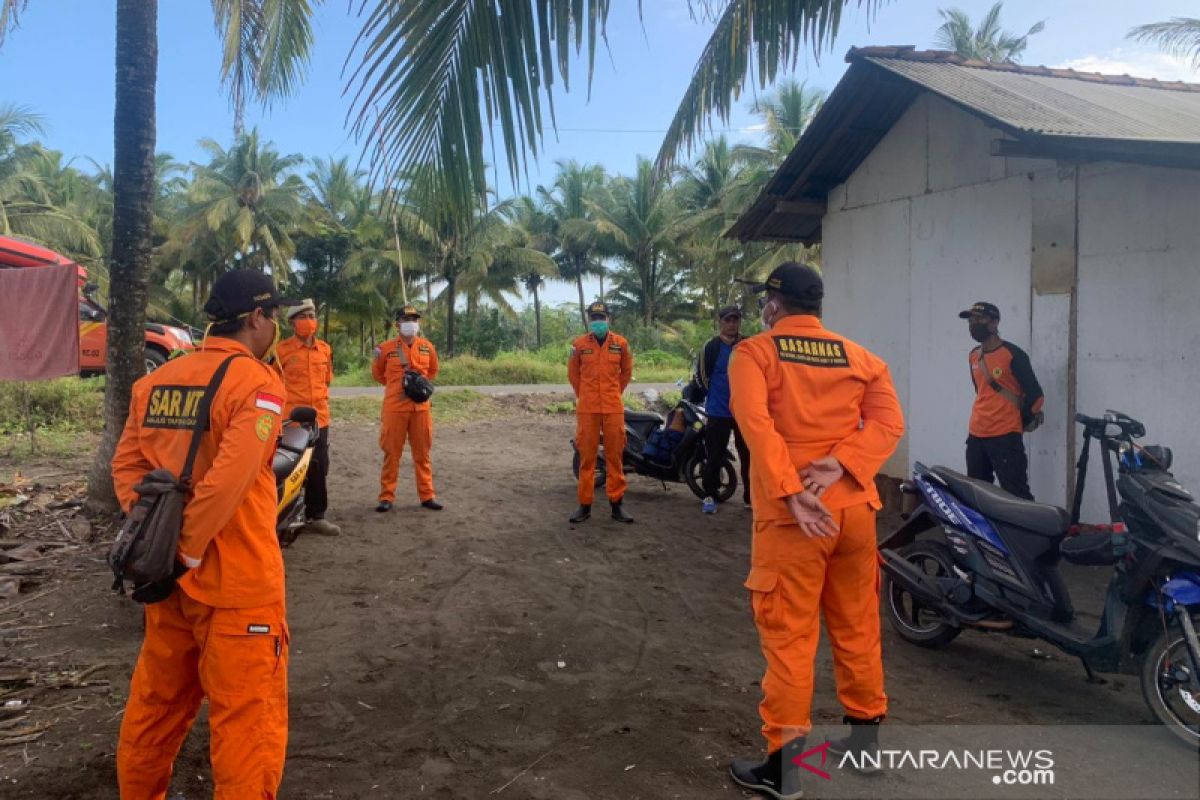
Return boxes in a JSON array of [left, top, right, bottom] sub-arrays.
[[968, 341, 1044, 438], [275, 336, 333, 427], [112, 338, 286, 609], [729, 315, 906, 521], [567, 332, 633, 414]]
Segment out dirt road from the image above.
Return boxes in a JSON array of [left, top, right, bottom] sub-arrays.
[[1, 406, 1196, 799], [329, 382, 679, 399]]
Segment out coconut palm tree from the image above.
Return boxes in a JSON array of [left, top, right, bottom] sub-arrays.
[[593, 157, 692, 326], [1128, 18, 1200, 70], [934, 2, 1045, 63], [511, 195, 559, 348], [537, 160, 622, 326], [181, 130, 307, 277], [345, 0, 875, 210]]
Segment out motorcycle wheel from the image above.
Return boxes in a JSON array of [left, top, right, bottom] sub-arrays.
[[684, 451, 736, 502], [882, 540, 962, 649], [1139, 615, 1200, 748], [571, 449, 606, 488]]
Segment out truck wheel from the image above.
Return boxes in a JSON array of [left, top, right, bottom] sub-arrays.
[[144, 347, 167, 374]]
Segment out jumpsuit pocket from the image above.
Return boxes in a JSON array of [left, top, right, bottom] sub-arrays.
[[202, 609, 286, 697], [744, 567, 787, 639]]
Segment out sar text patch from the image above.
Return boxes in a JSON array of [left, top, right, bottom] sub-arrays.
[[773, 335, 850, 368], [143, 386, 206, 429]]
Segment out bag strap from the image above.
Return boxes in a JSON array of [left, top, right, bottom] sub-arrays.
[[396, 340, 411, 368], [977, 347, 1023, 411], [180, 354, 245, 484]]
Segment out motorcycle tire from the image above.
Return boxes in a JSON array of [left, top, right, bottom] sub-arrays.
[[684, 451, 736, 502], [1139, 614, 1200, 748], [882, 540, 962, 649], [571, 449, 606, 489]]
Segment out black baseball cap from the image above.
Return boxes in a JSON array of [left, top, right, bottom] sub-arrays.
[[717, 305, 742, 320], [958, 302, 1001, 321], [586, 301, 610, 318], [394, 304, 422, 320], [203, 269, 298, 322], [750, 262, 823, 302]]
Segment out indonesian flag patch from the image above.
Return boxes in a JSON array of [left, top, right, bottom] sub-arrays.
[[255, 392, 284, 414]]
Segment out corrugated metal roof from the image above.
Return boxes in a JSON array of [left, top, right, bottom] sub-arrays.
[[727, 46, 1200, 243], [865, 56, 1200, 142]]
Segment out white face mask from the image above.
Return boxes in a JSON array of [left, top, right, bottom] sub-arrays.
[[399, 321, 420, 338]]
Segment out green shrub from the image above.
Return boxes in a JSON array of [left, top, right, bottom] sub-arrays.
[[0, 378, 105, 435], [544, 400, 575, 414]]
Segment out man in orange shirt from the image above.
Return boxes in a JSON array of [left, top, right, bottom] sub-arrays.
[[275, 298, 340, 536], [373, 305, 442, 512], [961, 301, 1044, 500], [112, 269, 296, 800], [729, 263, 905, 799], [568, 302, 635, 524]]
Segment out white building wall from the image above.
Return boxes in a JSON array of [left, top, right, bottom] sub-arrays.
[[1074, 163, 1200, 517], [823, 93, 1064, 498]]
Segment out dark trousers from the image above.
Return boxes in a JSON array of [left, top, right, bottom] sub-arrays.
[[306, 426, 330, 519], [703, 415, 750, 503], [966, 432, 1033, 500]]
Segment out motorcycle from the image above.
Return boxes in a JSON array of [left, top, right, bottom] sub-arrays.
[[272, 406, 319, 545], [570, 398, 738, 501], [879, 410, 1200, 746]]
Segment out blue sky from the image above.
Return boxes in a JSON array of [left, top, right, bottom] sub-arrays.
[[1, 0, 1196, 306]]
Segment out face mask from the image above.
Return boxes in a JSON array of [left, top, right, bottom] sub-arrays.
[[399, 321, 420, 338], [293, 318, 318, 338], [969, 322, 992, 343], [589, 320, 609, 338], [760, 300, 777, 330]]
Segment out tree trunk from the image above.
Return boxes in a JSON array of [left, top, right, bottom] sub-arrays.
[[445, 272, 458, 357], [425, 272, 433, 333], [575, 256, 587, 328], [86, 0, 158, 513], [599, 268, 605, 301], [323, 303, 331, 341], [533, 280, 542, 350]]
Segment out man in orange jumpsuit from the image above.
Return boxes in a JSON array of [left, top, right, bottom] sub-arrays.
[[568, 301, 635, 524], [275, 298, 340, 536], [112, 269, 296, 800], [728, 263, 905, 799], [373, 304, 442, 512]]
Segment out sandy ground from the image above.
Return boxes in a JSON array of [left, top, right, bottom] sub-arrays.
[[1, 404, 1197, 799]]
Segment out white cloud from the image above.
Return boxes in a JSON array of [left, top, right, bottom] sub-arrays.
[[1055, 48, 1197, 82]]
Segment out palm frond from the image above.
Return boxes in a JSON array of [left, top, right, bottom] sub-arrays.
[[654, 0, 873, 176], [0, 0, 28, 46], [1129, 18, 1200, 68]]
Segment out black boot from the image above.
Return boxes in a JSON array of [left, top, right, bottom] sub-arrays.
[[826, 715, 883, 774], [569, 504, 591, 523], [729, 739, 804, 800], [610, 500, 634, 524]]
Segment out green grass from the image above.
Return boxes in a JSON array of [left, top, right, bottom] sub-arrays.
[[0, 378, 105, 458], [332, 348, 690, 387]]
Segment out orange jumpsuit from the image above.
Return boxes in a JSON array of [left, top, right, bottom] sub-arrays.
[[373, 335, 439, 502], [111, 338, 288, 800], [568, 331, 633, 505], [729, 315, 905, 752], [275, 335, 333, 426]]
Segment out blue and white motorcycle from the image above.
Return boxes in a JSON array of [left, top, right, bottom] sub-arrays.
[[880, 411, 1200, 746]]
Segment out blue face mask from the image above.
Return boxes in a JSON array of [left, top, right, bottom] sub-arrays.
[[589, 320, 609, 338]]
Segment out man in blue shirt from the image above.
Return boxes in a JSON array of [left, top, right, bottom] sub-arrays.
[[686, 305, 751, 514]]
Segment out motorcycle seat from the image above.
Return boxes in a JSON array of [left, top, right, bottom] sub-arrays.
[[931, 467, 1069, 536], [624, 410, 664, 426], [272, 424, 310, 479]]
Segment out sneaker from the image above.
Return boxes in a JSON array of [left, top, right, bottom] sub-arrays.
[[303, 518, 341, 536], [610, 501, 635, 524], [729, 743, 804, 800], [375, 501, 393, 513], [569, 505, 591, 524], [421, 499, 444, 511], [701, 497, 717, 514], [825, 715, 882, 775]]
